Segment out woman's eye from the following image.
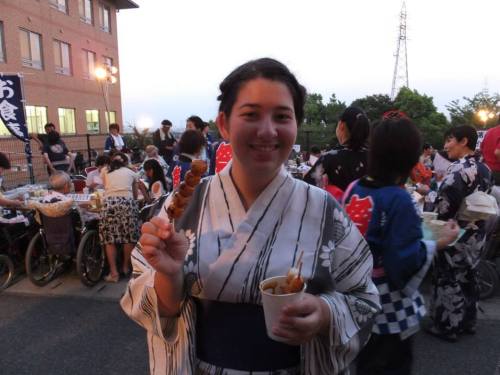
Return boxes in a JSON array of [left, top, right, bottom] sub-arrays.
[[242, 112, 258, 119], [275, 113, 292, 121]]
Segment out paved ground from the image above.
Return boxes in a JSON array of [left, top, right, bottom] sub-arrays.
[[1, 274, 500, 374]]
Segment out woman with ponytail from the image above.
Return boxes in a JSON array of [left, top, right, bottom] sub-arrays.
[[304, 106, 370, 198]]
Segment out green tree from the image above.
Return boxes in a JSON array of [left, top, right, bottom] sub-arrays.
[[393, 87, 449, 148], [446, 90, 500, 128], [350, 94, 394, 121], [303, 93, 325, 126], [324, 94, 346, 125]]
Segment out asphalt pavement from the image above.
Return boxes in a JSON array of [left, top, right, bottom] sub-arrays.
[[1, 274, 499, 375]]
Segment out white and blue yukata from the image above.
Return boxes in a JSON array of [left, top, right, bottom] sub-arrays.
[[343, 177, 436, 374], [121, 162, 380, 375]]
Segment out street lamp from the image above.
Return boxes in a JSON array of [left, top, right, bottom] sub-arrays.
[[477, 109, 496, 128], [94, 65, 118, 127]]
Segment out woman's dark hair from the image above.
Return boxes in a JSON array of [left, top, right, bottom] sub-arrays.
[[95, 155, 110, 167], [444, 125, 478, 150], [423, 143, 432, 151], [0, 152, 11, 170], [368, 117, 422, 185], [311, 145, 321, 154], [47, 131, 61, 145], [186, 116, 205, 131], [143, 159, 167, 192], [178, 129, 206, 155], [217, 57, 307, 124], [44, 122, 55, 131], [108, 152, 128, 173], [109, 123, 120, 132], [339, 106, 370, 151]]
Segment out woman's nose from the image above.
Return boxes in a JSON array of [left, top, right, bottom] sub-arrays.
[[257, 116, 278, 138]]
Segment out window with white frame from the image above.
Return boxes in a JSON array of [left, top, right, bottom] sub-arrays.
[[58, 108, 76, 134], [82, 49, 96, 79], [20, 29, 43, 69], [79, 0, 93, 24], [103, 56, 113, 68], [25, 106, 48, 134], [0, 22, 5, 63], [105, 111, 116, 125], [49, 0, 68, 13], [86, 110, 99, 133], [54, 40, 71, 75], [99, 3, 111, 33], [0, 118, 11, 136]]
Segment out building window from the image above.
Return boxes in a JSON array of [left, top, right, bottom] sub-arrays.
[[103, 56, 113, 68], [25, 106, 48, 134], [86, 110, 99, 133], [82, 49, 96, 79], [20, 29, 43, 70], [0, 118, 11, 136], [99, 3, 111, 33], [49, 0, 68, 13], [58, 108, 76, 134], [105, 111, 116, 125], [79, 0, 93, 24], [53, 40, 71, 75], [0, 22, 5, 63]]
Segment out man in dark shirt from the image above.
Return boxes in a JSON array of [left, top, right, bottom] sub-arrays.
[[153, 119, 177, 166]]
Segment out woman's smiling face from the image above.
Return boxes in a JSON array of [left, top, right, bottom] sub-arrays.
[[217, 78, 297, 181]]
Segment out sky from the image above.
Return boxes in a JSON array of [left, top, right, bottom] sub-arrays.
[[116, 0, 500, 131]]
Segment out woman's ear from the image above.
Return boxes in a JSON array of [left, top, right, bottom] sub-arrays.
[[216, 112, 230, 141]]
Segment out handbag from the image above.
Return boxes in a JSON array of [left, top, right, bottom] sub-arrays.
[[457, 190, 499, 222]]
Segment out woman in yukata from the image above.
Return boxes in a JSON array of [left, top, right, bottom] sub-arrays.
[[121, 58, 380, 375], [303, 106, 370, 200], [427, 126, 493, 342], [341, 115, 459, 374]]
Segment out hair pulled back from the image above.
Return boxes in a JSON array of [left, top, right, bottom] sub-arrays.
[[339, 106, 370, 151], [217, 57, 307, 124]]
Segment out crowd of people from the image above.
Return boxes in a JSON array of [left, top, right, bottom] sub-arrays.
[[1, 56, 500, 374]]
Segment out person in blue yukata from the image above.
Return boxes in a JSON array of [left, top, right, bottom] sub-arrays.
[[343, 115, 460, 375]]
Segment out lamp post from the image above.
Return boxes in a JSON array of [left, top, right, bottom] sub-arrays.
[[94, 65, 118, 128], [477, 109, 496, 128]]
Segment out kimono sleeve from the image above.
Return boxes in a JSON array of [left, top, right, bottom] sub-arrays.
[[303, 204, 380, 374], [436, 170, 467, 220]]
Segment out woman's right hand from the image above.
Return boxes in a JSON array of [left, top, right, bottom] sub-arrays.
[[140, 216, 189, 277], [436, 220, 460, 250]]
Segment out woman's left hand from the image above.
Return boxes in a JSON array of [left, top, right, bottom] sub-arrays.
[[272, 294, 330, 345]]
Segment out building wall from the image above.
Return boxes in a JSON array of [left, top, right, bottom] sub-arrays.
[[0, 0, 123, 136]]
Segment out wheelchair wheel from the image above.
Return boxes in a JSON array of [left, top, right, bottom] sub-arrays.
[[477, 259, 499, 300], [25, 232, 59, 286], [76, 229, 105, 287], [0, 254, 15, 290]]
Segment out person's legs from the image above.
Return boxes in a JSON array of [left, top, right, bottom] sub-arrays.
[[460, 267, 479, 333], [104, 243, 119, 281], [356, 333, 413, 375], [122, 243, 134, 275]]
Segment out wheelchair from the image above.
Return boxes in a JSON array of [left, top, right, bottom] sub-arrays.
[[0, 210, 37, 289], [25, 207, 105, 287]]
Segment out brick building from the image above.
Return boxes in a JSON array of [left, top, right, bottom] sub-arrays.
[[0, 0, 138, 188], [0, 0, 138, 136]]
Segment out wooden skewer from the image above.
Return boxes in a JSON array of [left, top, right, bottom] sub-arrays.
[[295, 250, 304, 269]]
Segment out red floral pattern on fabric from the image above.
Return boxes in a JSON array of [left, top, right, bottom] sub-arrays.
[[345, 194, 374, 236], [215, 142, 232, 173], [172, 165, 181, 189]]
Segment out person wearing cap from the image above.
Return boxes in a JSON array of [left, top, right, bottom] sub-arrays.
[[153, 119, 177, 166]]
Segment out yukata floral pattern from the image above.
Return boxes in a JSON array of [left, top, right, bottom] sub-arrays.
[[430, 154, 493, 334]]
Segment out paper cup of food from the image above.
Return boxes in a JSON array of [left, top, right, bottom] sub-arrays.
[[259, 275, 306, 343], [422, 211, 438, 224], [427, 219, 446, 239]]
